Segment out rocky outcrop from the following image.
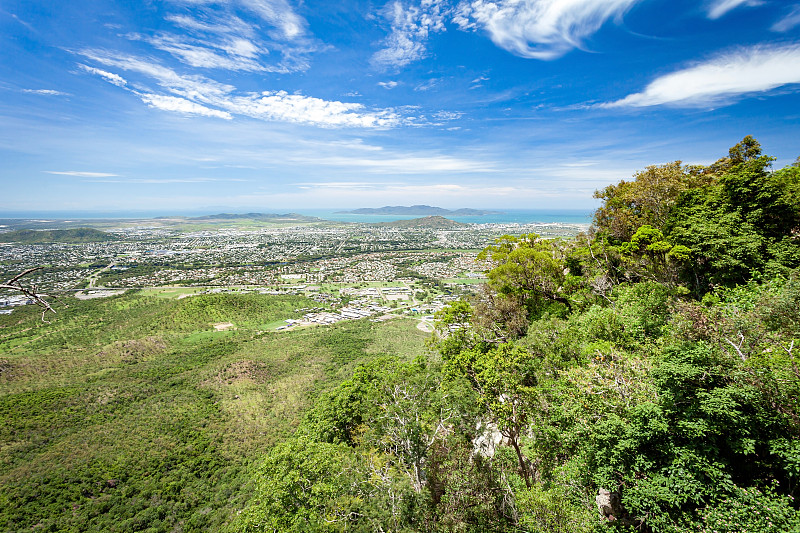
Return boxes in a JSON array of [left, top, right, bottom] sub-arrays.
[[596, 488, 623, 519], [596, 488, 637, 527]]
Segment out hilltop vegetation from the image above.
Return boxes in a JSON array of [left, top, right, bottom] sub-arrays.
[[235, 137, 800, 532], [375, 216, 466, 229], [1, 136, 798, 532], [188, 212, 323, 223], [0, 228, 117, 243], [0, 291, 428, 532]]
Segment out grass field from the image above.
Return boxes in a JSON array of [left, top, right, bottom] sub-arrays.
[[0, 292, 429, 532]]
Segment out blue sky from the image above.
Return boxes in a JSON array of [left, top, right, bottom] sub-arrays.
[[1, 0, 799, 214]]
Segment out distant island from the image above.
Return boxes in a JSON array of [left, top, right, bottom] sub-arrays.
[[374, 216, 466, 229], [337, 205, 502, 216]]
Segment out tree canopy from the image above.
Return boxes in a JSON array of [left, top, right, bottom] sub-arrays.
[[237, 137, 800, 532]]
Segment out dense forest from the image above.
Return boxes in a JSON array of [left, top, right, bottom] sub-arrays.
[[1, 137, 798, 532], [235, 137, 800, 532]]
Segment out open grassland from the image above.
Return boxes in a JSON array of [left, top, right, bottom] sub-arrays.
[[0, 293, 428, 532]]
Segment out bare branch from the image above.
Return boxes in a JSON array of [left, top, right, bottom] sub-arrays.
[[1, 266, 59, 321], [723, 332, 747, 362]]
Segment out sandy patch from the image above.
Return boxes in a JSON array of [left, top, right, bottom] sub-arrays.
[[75, 290, 126, 300], [417, 320, 434, 333]]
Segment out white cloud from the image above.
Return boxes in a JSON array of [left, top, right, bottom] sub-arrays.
[[165, 0, 308, 41], [139, 93, 234, 119], [80, 50, 235, 100], [22, 89, 70, 96], [433, 110, 463, 120], [79, 50, 406, 128], [772, 5, 800, 32], [45, 171, 119, 177], [706, 0, 763, 20], [297, 181, 384, 190], [305, 139, 385, 152], [165, 13, 256, 37], [470, 75, 489, 88], [378, 81, 399, 89], [414, 78, 439, 91], [85, 177, 249, 183], [291, 182, 521, 203], [455, 0, 640, 60], [299, 154, 494, 173], [225, 91, 403, 127], [601, 44, 800, 108], [372, 0, 449, 68], [239, 0, 307, 40], [155, 4, 313, 73], [142, 33, 273, 72], [79, 64, 128, 86]]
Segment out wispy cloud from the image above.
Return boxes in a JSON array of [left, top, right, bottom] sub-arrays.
[[433, 110, 463, 121], [223, 91, 402, 127], [78, 50, 405, 127], [296, 154, 494, 173], [240, 0, 307, 40], [378, 81, 399, 89], [294, 181, 520, 200], [454, 0, 641, 60], [706, 0, 763, 20], [772, 4, 800, 32], [601, 44, 800, 108], [79, 49, 235, 100], [372, 0, 449, 68], [85, 177, 249, 183], [22, 89, 70, 96], [165, 0, 308, 41], [139, 93, 233, 119], [165, 13, 256, 37], [151, 2, 315, 73], [470, 75, 489, 88], [136, 33, 274, 72], [296, 181, 386, 190], [44, 171, 119, 177], [10, 13, 37, 33], [78, 64, 128, 86], [414, 78, 440, 91]]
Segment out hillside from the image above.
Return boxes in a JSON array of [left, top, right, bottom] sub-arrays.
[[2, 137, 798, 533], [188, 212, 322, 222], [233, 137, 800, 532], [0, 228, 117, 243], [374, 215, 466, 228], [0, 292, 428, 531], [339, 205, 500, 216]]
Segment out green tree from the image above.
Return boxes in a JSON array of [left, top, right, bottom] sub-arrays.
[[593, 161, 715, 242], [479, 234, 576, 315], [445, 343, 539, 488]]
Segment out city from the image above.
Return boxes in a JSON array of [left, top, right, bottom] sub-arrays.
[[0, 216, 588, 329]]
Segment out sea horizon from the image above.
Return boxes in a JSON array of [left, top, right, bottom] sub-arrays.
[[0, 207, 595, 225]]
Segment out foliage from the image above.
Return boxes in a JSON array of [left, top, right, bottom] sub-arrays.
[[5, 136, 799, 532], [479, 234, 578, 316], [0, 292, 428, 532]]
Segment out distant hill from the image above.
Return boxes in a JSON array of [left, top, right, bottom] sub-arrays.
[[375, 216, 466, 229], [0, 228, 118, 243], [338, 205, 501, 216], [189, 213, 322, 222]]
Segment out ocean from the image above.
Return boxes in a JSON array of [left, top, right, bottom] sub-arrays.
[[298, 208, 595, 225], [0, 208, 595, 225]]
